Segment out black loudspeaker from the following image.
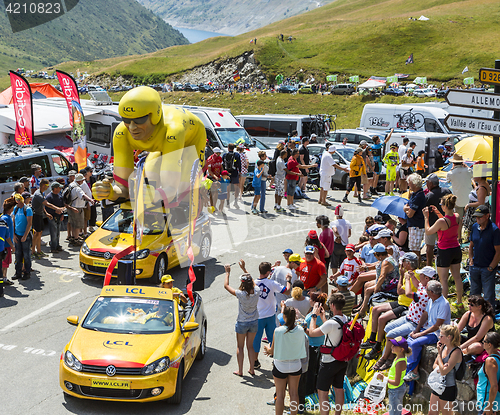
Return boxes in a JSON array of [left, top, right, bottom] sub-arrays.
[[187, 264, 205, 291], [117, 260, 136, 285]]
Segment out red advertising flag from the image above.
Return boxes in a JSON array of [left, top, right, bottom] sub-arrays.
[[56, 70, 80, 126], [9, 71, 33, 146]]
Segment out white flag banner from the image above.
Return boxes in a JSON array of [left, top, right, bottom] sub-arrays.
[[462, 66, 469, 74]]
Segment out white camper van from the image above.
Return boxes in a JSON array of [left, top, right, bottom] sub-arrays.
[[359, 103, 449, 134]]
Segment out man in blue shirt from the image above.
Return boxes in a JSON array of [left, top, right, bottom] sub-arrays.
[[403, 173, 426, 261], [369, 129, 393, 195], [469, 205, 500, 307], [13, 192, 33, 280]]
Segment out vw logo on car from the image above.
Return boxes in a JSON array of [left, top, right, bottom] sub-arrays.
[[103, 252, 111, 260], [106, 365, 116, 377]]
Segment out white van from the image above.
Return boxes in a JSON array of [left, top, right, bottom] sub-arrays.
[[360, 103, 449, 134], [0, 146, 73, 206], [236, 114, 322, 147]]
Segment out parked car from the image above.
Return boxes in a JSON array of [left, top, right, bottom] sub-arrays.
[[173, 83, 184, 91], [277, 85, 298, 93], [331, 84, 355, 95], [298, 85, 314, 94], [329, 129, 380, 146], [382, 87, 405, 96], [413, 88, 437, 98], [183, 83, 199, 92], [198, 84, 213, 92]]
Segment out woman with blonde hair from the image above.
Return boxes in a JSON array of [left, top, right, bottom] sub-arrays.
[[428, 324, 463, 415], [423, 193, 463, 306], [285, 280, 311, 317]]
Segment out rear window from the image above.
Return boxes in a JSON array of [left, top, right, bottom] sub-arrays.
[[87, 122, 112, 147]]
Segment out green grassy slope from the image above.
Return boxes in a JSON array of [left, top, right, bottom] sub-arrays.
[[0, 0, 188, 74]]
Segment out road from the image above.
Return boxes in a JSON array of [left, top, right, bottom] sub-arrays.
[[0, 189, 373, 415]]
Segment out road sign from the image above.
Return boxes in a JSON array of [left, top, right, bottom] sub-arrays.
[[445, 89, 500, 111], [444, 114, 500, 135], [479, 68, 500, 85]]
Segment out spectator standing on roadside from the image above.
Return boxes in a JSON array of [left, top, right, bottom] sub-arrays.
[[30, 164, 42, 194], [274, 150, 289, 212], [416, 150, 428, 177], [298, 137, 311, 196], [19, 177, 30, 193], [223, 143, 242, 209], [424, 174, 451, 266], [45, 182, 65, 254], [206, 147, 223, 210], [13, 192, 33, 280], [446, 154, 472, 220], [434, 145, 446, 171], [468, 205, 500, 308], [31, 178, 63, 258], [286, 149, 316, 211], [399, 147, 416, 193], [236, 144, 249, 200], [80, 168, 94, 237], [317, 215, 334, 274], [65, 170, 77, 241], [318, 144, 348, 206], [370, 130, 393, 196], [67, 173, 95, 246], [383, 143, 400, 196], [331, 205, 351, 275], [84, 167, 97, 231], [1, 197, 16, 287], [403, 173, 426, 261], [343, 148, 366, 203], [297, 246, 328, 293]]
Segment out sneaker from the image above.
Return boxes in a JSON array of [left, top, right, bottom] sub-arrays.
[[4, 279, 14, 286], [254, 360, 261, 369], [262, 337, 269, 343], [288, 204, 297, 210], [251, 208, 259, 214], [403, 371, 420, 382], [371, 188, 380, 196], [302, 193, 310, 199], [360, 339, 377, 349], [358, 195, 362, 203], [277, 206, 286, 213], [50, 250, 59, 254], [56, 246, 64, 251], [21, 273, 31, 280], [342, 197, 350, 203], [260, 210, 268, 214], [364, 343, 381, 361], [233, 202, 240, 209], [12, 274, 21, 280], [39, 252, 48, 257]]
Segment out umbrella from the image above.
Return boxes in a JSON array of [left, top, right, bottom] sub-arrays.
[[371, 195, 409, 218], [454, 135, 493, 162]]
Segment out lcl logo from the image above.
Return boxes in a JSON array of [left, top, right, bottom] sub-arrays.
[[123, 107, 135, 113]]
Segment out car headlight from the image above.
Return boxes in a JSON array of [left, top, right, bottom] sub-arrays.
[[124, 249, 150, 260], [141, 356, 170, 375], [81, 242, 90, 255], [64, 350, 82, 372]]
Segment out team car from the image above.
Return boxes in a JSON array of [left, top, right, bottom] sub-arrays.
[[80, 202, 212, 284], [60, 285, 207, 402]]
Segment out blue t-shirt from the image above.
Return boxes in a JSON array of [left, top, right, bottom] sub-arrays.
[[305, 312, 325, 347], [407, 188, 425, 228], [424, 295, 451, 337], [361, 244, 377, 264], [252, 167, 263, 188], [471, 220, 500, 268], [14, 205, 33, 236], [0, 218, 9, 251], [371, 143, 384, 163], [1, 214, 13, 244], [218, 177, 230, 193]]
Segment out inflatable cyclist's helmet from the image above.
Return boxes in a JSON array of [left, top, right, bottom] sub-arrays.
[[118, 86, 163, 125]]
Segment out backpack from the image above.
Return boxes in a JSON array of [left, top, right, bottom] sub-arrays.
[[320, 316, 365, 362], [223, 152, 236, 173], [449, 347, 466, 381], [14, 205, 28, 217], [62, 183, 77, 205]]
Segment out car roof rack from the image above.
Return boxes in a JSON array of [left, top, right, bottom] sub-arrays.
[[0, 143, 45, 157], [89, 90, 112, 106]]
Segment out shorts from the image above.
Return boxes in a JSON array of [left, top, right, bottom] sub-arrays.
[[386, 168, 396, 181], [348, 176, 361, 191], [408, 227, 425, 252], [367, 172, 373, 178], [389, 301, 408, 319], [299, 168, 308, 177], [2, 246, 12, 267], [84, 205, 91, 221], [235, 319, 258, 334], [320, 174, 332, 191], [400, 168, 410, 180], [275, 177, 285, 197], [254, 186, 262, 196], [230, 175, 239, 185], [437, 246, 462, 268], [68, 207, 85, 228], [432, 385, 457, 402], [33, 214, 44, 232], [373, 162, 381, 174], [424, 232, 437, 246], [316, 360, 348, 391], [287, 179, 298, 195], [217, 192, 227, 200], [331, 242, 347, 269], [272, 364, 302, 379]]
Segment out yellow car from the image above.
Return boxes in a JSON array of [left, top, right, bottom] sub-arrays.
[[60, 285, 207, 402], [80, 202, 212, 283]]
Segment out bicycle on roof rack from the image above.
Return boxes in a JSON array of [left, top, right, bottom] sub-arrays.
[[394, 108, 425, 130], [309, 114, 337, 137]]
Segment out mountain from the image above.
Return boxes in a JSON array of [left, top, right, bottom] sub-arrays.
[[0, 0, 188, 74], [136, 0, 337, 35]]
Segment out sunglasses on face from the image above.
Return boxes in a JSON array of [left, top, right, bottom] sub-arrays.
[[122, 114, 149, 125]]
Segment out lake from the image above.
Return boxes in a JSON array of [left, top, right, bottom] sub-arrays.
[[174, 27, 231, 44]]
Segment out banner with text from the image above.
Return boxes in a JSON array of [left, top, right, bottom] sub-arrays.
[[463, 77, 475, 85], [56, 70, 80, 127], [349, 75, 359, 83], [326, 75, 338, 82], [9, 71, 33, 145], [386, 75, 398, 84]]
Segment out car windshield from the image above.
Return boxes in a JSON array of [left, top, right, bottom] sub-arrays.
[[216, 128, 253, 147], [102, 209, 166, 235], [336, 147, 355, 162], [82, 297, 175, 334]]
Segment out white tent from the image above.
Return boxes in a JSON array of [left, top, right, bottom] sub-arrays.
[[418, 15, 429, 21], [358, 79, 386, 89]]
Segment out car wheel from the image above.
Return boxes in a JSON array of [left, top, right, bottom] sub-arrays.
[[167, 361, 183, 404], [196, 322, 207, 361], [343, 91, 348, 95], [341, 174, 348, 189], [198, 234, 211, 262], [151, 254, 167, 285]]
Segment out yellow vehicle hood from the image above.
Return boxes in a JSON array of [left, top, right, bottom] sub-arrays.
[[69, 328, 176, 367], [86, 229, 161, 253]]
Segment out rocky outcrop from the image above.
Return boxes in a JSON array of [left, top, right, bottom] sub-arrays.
[[410, 346, 478, 415], [176, 51, 267, 85]]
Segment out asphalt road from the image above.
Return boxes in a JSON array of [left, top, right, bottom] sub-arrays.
[[0, 189, 374, 415]]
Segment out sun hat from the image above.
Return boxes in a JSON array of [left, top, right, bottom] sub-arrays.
[[161, 275, 174, 283], [402, 252, 418, 262], [289, 253, 304, 263], [68, 170, 77, 176], [328, 145, 337, 153], [360, 140, 368, 146], [221, 170, 229, 176], [334, 205, 344, 216], [438, 145, 445, 150], [75, 173, 85, 181], [450, 153, 464, 164], [239, 273, 252, 282], [375, 228, 392, 239], [304, 245, 315, 254], [416, 266, 437, 279], [336, 276, 349, 287], [19, 177, 29, 183], [369, 243, 387, 255]]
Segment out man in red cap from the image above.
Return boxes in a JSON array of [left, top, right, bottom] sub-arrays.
[[306, 229, 329, 265], [297, 245, 327, 293], [329, 244, 362, 287]]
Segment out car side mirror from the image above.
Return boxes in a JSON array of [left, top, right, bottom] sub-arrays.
[[181, 322, 199, 333], [67, 316, 79, 326]]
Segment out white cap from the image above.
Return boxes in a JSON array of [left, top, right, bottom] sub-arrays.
[[213, 147, 222, 153], [375, 228, 393, 239], [311, 133, 317, 138], [328, 145, 337, 153], [416, 266, 437, 279]]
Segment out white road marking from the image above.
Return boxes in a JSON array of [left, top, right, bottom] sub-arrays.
[[0, 292, 80, 332]]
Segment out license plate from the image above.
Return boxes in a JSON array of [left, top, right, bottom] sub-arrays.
[[93, 260, 110, 267], [91, 379, 130, 389]]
